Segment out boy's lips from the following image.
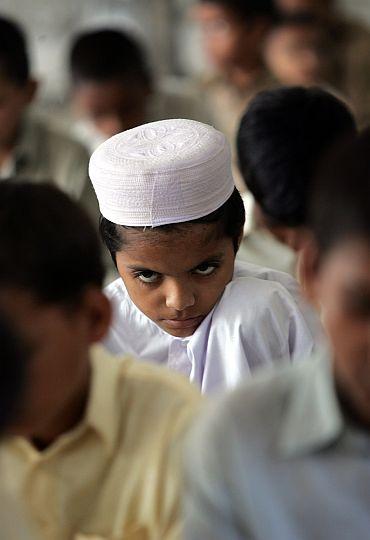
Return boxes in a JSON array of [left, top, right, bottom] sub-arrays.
[[161, 315, 205, 330]]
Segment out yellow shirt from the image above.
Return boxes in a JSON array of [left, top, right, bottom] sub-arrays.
[[0, 346, 201, 540]]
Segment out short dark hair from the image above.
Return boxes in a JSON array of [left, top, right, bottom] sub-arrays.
[[310, 129, 370, 254], [100, 188, 245, 264], [0, 16, 29, 86], [70, 28, 152, 87], [0, 313, 27, 433], [198, 0, 277, 21], [237, 86, 356, 227], [272, 11, 320, 29], [0, 182, 104, 304]]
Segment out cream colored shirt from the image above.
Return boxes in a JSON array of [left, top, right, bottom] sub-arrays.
[[0, 346, 201, 540], [238, 229, 297, 278], [202, 72, 275, 192]]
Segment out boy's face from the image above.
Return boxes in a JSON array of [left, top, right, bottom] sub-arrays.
[[195, 2, 263, 71], [305, 239, 370, 408], [115, 223, 237, 338], [0, 77, 35, 147], [72, 78, 150, 140], [264, 25, 324, 86], [0, 288, 109, 440]]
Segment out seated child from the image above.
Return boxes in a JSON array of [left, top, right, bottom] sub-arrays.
[[264, 12, 328, 87], [184, 130, 370, 540], [236, 86, 356, 276], [0, 16, 92, 210], [69, 28, 206, 152], [89, 118, 322, 394], [193, 0, 277, 192], [0, 182, 200, 539]]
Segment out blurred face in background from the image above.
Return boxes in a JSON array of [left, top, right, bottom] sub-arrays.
[[194, 2, 269, 72], [72, 77, 150, 141], [0, 76, 36, 148], [264, 24, 326, 86]]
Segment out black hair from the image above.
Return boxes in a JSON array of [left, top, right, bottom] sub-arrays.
[[0, 16, 29, 86], [0, 313, 27, 433], [100, 188, 245, 264], [198, 0, 278, 21], [0, 182, 104, 304], [272, 11, 320, 29], [237, 86, 356, 227], [70, 28, 152, 88], [310, 129, 370, 254]]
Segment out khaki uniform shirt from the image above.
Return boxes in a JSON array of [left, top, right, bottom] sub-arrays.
[[324, 16, 370, 129], [0, 114, 97, 219], [238, 229, 297, 278], [202, 71, 275, 191], [0, 346, 201, 540]]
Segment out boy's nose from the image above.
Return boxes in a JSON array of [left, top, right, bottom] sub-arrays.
[[165, 280, 196, 312]]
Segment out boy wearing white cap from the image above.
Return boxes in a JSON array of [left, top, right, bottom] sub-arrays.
[[89, 119, 321, 394]]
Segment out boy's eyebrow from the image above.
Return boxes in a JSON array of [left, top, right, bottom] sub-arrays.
[[126, 265, 156, 272], [188, 252, 225, 273], [126, 253, 225, 274]]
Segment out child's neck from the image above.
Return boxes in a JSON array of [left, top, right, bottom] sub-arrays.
[[31, 368, 91, 451], [225, 61, 264, 92]]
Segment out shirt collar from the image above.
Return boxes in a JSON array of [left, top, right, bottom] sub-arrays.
[[84, 345, 123, 455], [278, 350, 344, 457]]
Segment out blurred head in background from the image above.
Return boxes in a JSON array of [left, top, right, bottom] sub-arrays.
[[264, 12, 328, 86], [0, 16, 37, 154], [70, 29, 152, 149], [194, 0, 277, 86], [237, 86, 356, 252], [303, 130, 370, 424], [0, 182, 110, 445], [276, 0, 333, 15]]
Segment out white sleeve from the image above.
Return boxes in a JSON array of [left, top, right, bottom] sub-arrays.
[[183, 401, 254, 540]]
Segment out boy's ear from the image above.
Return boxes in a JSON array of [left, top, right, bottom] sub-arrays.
[[298, 232, 321, 306], [82, 288, 112, 344], [24, 79, 38, 105]]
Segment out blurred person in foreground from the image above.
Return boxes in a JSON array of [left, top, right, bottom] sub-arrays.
[[0, 16, 93, 211], [236, 86, 356, 277], [184, 130, 370, 539], [0, 181, 201, 540], [193, 0, 277, 193], [68, 28, 207, 153], [0, 314, 36, 539], [276, 0, 370, 128]]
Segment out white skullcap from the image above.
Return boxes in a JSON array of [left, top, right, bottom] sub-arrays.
[[89, 119, 235, 227]]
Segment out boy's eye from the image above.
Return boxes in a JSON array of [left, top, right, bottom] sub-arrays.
[[136, 270, 160, 283], [194, 263, 217, 276]]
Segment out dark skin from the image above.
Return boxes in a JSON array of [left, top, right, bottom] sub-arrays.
[[194, 2, 270, 90], [115, 222, 240, 338], [302, 237, 370, 430], [72, 78, 151, 139], [0, 76, 37, 167], [2, 287, 111, 449]]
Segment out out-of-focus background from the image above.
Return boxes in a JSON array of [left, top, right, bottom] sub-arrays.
[[1, 0, 368, 105]]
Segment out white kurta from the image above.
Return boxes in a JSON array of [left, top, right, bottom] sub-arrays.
[[104, 261, 322, 394]]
